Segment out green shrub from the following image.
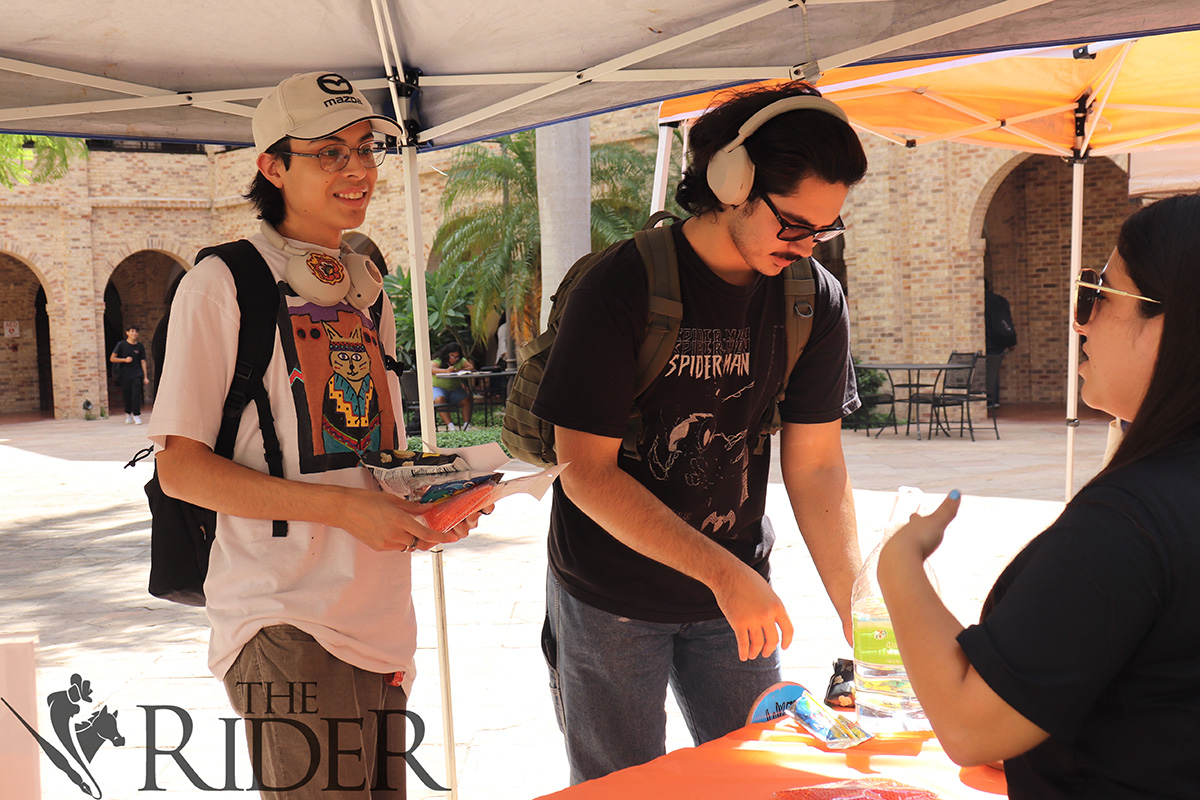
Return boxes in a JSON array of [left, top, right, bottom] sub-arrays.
[[404, 408, 509, 455], [842, 361, 900, 430]]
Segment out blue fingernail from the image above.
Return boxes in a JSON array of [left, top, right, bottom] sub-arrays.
[[949, 489, 960, 500]]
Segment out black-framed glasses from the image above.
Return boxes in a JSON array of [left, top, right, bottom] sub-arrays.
[[281, 140, 388, 172], [1074, 267, 1162, 325], [760, 194, 845, 243]]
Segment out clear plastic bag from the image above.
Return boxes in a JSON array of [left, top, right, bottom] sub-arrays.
[[782, 687, 873, 749], [363, 444, 567, 532]]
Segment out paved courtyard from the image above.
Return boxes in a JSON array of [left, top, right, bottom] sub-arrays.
[[0, 404, 1111, 799]]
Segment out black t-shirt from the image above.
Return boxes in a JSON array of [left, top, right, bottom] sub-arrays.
[[112, 340, 146, 381], [958, 439, 1200, 799], [533, 221, 858, 621]]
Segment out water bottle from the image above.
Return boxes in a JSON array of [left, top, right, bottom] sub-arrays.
[[852, 487, 938, 733]]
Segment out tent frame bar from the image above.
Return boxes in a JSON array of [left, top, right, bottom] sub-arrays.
[[418, 0, 1059, 144], [0, 0, 1070, 151], [418, 0, 809, 143]]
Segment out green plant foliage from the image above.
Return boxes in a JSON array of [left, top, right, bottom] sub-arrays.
[[588, 132, 684, 249], [383, 267, 474, 367], [429, 132, 540, 342], [0, 135, 88, 189], [406, 424, 506, 453], [842, 361, 895, 430], [427, 125, 686, 341]]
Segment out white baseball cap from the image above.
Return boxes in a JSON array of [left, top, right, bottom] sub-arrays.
[[252, 72, 404, 154]]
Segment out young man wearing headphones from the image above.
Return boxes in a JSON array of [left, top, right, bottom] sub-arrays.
[[149, 72, 480, 797], [533, 82, 868, 783]]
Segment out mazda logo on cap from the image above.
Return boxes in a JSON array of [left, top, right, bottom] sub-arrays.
[[317, 74, 354, 95]]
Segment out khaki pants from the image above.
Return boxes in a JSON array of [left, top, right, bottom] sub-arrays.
[[223, 625, 407, 798]]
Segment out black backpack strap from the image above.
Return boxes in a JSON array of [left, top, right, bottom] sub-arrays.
[[197, 240, 287, 537]]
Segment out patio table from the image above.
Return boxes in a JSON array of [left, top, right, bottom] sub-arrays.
[[855, 363, 973, 440]]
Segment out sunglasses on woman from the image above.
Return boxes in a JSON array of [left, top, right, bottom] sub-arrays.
[[1074, 267, 1162, 325]]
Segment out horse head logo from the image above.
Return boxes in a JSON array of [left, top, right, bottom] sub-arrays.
[[3, 673, 124, 798]]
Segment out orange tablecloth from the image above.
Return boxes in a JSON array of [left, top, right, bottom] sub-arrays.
[[534, 720, 1007, 800]]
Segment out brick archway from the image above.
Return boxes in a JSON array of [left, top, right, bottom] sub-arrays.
[[101, 237, 194, 289], [103, 245, 193, 410], [973, 154, 1134, 405], [0, 245, 63, 415]]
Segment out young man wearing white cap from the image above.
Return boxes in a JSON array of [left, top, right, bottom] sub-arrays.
[[150, 72, 478, 797]]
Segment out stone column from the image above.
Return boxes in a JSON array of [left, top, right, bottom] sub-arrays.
[[536, 119, 592, 331]]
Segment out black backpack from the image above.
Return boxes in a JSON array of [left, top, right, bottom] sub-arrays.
[[501, 214, 818, 468], [129, 240, 287, 606]]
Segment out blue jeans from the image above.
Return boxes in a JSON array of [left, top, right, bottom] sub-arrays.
[[431, 385, 468, 404], [544, 570, 781, 784]]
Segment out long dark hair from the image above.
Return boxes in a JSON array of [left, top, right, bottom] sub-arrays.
[[243, 139, 291, 226], [675, 81, 868, 216], [1091, 194, 1200, 479], [433, 341, 462, 366]]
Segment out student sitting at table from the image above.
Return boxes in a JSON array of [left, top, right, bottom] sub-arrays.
[[431, 341, 474, 430], [877, 193, 1200, 799]]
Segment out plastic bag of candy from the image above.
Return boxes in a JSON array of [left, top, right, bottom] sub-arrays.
[[783, 686, 873, 750], [363, 443, 566, 532]]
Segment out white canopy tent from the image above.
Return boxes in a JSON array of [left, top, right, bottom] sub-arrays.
[[8, 1, 1200, 793]]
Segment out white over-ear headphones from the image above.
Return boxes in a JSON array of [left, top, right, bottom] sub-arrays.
[[260, 221, 383, 310], [705, 95, 850, 208]]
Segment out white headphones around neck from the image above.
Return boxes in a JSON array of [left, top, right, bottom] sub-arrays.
[[260, 222, 383, 310], [705, 95, 850, 207]]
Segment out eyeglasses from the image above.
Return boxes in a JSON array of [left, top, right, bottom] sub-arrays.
[[280, 140, 388, 172], [760, 194, 845, 243], [1074, 267, 1162, 325]]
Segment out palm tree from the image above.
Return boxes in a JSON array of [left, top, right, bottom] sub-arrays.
[[428, 127, 684, 346], [430, 132, 540, 344], [0, 135, 88, 188]]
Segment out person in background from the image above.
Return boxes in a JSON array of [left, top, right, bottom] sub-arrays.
[[431, 341, 474, 430], [495, 313, 513, 368], [879, 194, 1200, 799], [110, 325, 149, 424], [984, 279, 1017, 409]]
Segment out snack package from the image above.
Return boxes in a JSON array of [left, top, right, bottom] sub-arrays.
[[360, 450, 475, 500], [774, 777, 940, 799], [783, 687, 873, 750], [363, 443, 566, 532]]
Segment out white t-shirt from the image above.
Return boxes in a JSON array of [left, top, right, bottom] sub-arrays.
[[147, 230, 416, 694]]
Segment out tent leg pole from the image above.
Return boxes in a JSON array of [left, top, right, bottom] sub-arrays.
[[431, 547, 455, 799], [401, 144, 458, 799], [1064, 157, 1085, 502], [650, 122, 674, 214]]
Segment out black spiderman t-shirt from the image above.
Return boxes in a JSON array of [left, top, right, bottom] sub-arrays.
[[533, 222, 858, 622]]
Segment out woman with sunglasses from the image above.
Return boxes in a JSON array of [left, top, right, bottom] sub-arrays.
[[875, 193, 1199, 799]]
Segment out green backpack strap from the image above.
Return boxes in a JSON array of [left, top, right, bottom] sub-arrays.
[[752, 257, 817, 455], [621, 219, 682, 459], [632, 224, 683, 396]]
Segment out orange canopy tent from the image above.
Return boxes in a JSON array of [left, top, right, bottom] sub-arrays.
[[655, 29, 1200, 498]]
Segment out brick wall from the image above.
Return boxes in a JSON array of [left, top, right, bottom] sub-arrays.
[[845, 137, 1134, 406], [983, 155, 1135, 404], [0, 104, 1138, 417], [0, 254, 43, 413]]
